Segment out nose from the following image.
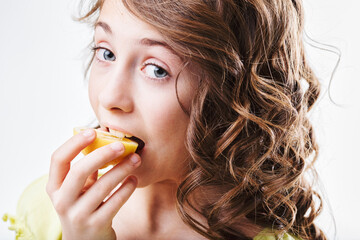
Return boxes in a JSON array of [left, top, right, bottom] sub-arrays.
[[98, 65, 134, 113]]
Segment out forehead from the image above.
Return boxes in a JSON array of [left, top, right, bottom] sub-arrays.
[[96, 0, 183, 61], [97, 0, 159, 38]]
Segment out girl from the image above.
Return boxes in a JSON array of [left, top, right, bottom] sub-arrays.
[[5, 0, 327, 239]]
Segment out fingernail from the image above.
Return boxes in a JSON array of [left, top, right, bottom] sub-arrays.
[[82, 129, 94, 137], [130, 155, 140, 165], [110, 142, 124, 152]]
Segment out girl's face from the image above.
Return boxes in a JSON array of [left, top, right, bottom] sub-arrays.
[[89, 0, 198, 187]]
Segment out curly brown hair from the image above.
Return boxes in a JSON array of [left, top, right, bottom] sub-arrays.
[[79, 0, 327, 239]]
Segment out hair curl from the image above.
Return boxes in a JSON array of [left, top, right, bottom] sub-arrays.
[[79, 0, 327, 239]]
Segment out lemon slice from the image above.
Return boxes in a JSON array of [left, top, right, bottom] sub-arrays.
[[73, 127, 138, 169]]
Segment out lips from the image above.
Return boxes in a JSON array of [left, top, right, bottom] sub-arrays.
[[99, 126, 145, 153]]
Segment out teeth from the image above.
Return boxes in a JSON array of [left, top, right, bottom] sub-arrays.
[[108, 129, 125, 139], [125, 133, 133, 138]]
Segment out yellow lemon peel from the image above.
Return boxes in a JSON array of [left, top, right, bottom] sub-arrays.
[[73, 127, 138, 169]]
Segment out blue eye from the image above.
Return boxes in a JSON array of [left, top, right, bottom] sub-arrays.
[[142, 64, 168, 79], [93, 47, 116, 61]]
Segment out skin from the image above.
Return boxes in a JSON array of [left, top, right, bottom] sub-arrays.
[[46, 0, 203, 239], [46, 0, 262, 239]]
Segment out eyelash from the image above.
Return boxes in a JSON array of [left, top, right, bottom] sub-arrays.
[[91, 45, 171, 81], [141, 62, 171, 82], [92, 46, 115, 62]]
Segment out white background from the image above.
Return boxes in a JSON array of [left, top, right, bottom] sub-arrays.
[[0, 0, 359, 239]]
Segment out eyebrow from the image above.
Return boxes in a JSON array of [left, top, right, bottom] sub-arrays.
[[95, 21, 177, 55], [95, 21, 113, 35]]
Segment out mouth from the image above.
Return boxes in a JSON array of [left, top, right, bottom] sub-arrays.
[[99, 126, 145, 153]]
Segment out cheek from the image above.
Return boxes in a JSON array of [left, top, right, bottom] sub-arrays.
[[176, 71, 199, 113], [141, 77, 198, 147], [88, 73, 102, 111], [88, 84, 97, 111], [142, 92, 189, 144]]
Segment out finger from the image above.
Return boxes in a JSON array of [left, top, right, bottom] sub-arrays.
[[77, 154, 141, 212], [92, 176, 137, 223], [59, 141, 126, 203], [47, 129, 96, 193], [81, 170, 98, 194]]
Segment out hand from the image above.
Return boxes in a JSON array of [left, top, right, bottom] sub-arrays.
[[46, 129, 141, 240]]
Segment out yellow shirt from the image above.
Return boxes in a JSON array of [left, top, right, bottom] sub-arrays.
[[3, 175, 301, 240], [3, 175, 61, 240]]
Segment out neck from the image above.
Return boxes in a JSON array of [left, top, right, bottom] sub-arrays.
[[114, 180, 203, 239], [135, 181, 179, 232], [114, 181, 262, 239]]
